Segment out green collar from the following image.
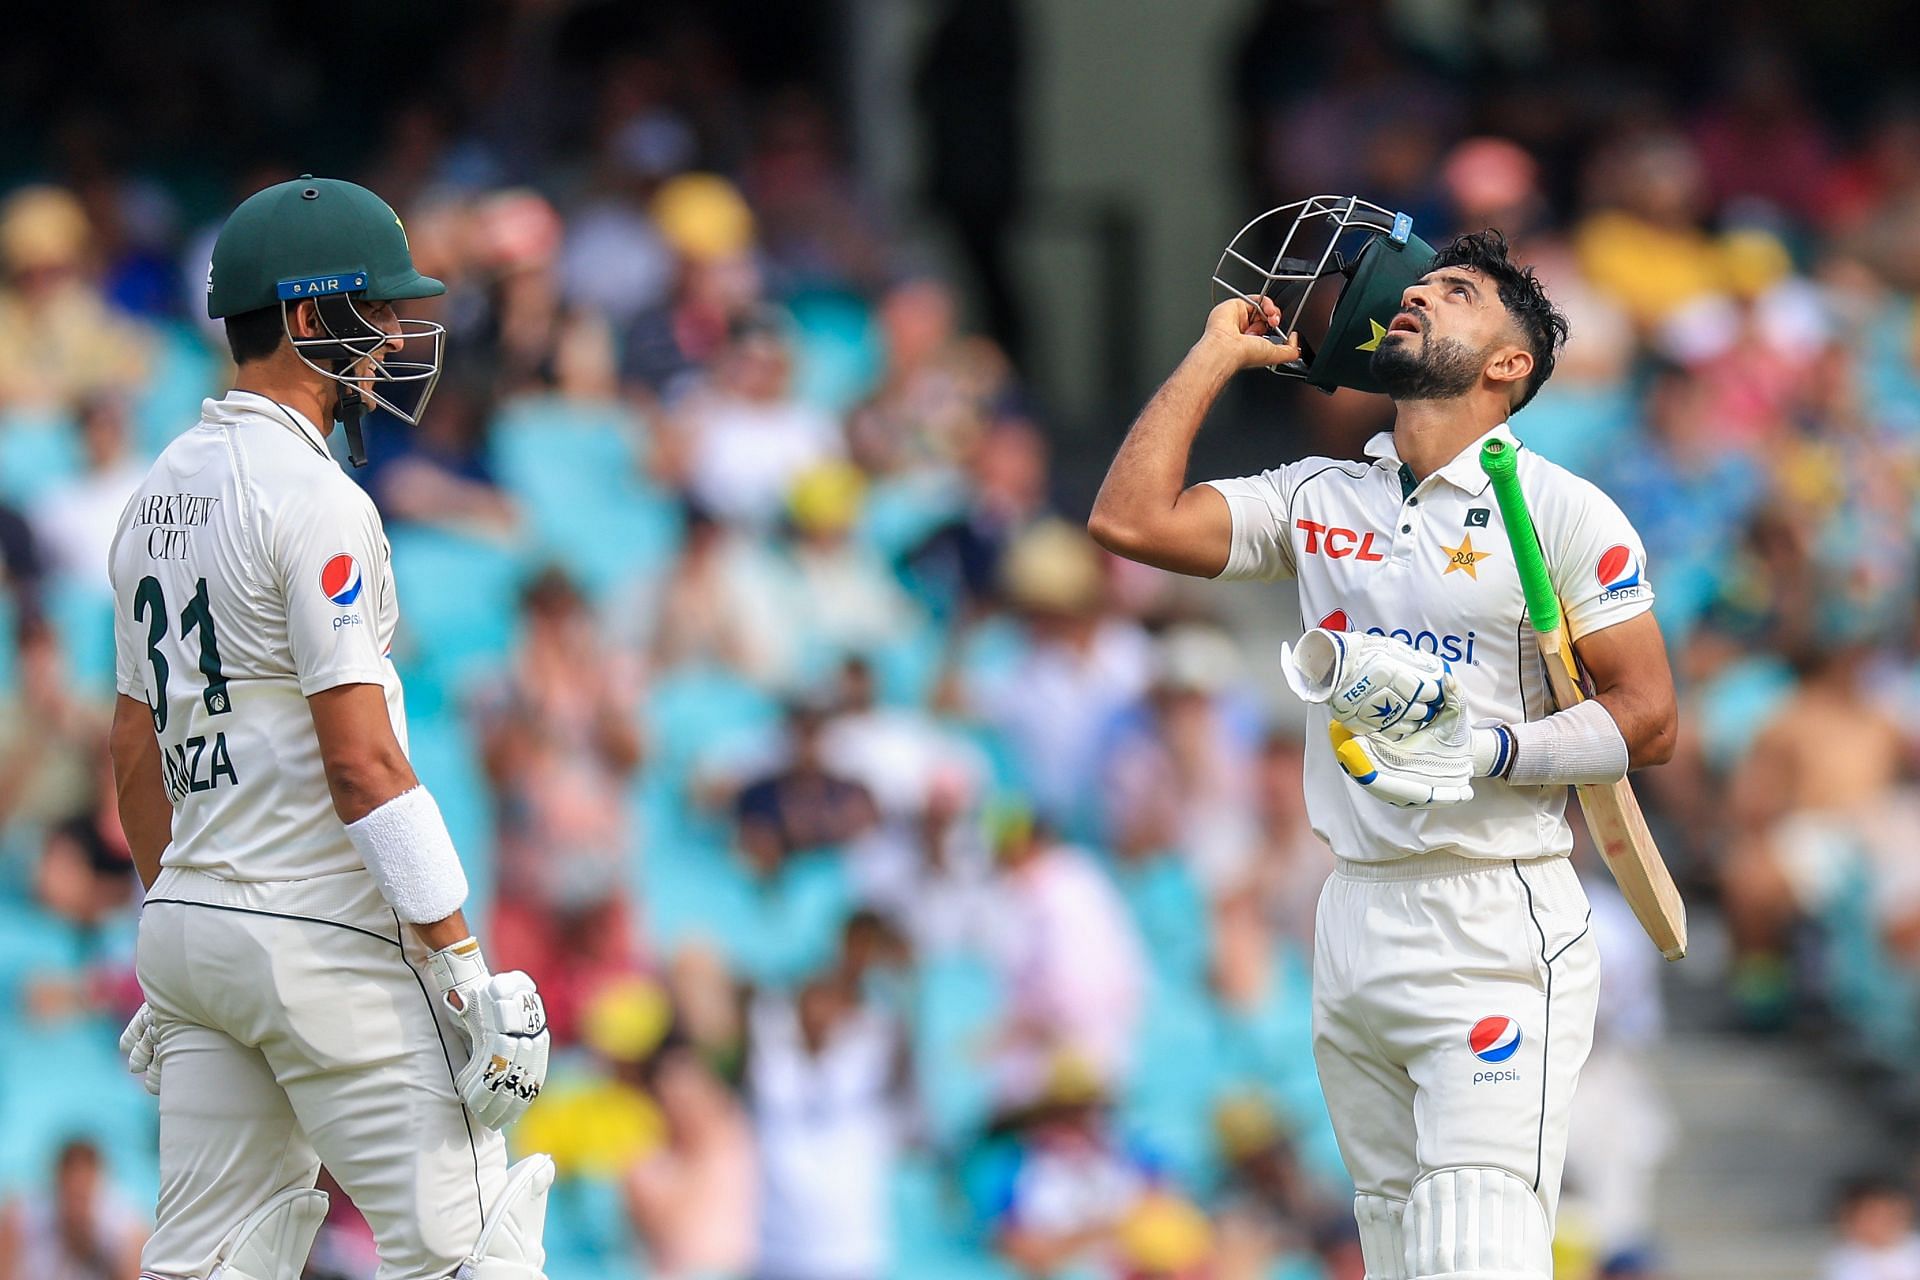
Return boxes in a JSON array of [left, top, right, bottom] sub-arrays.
[[1398, 462, 1417, 502]]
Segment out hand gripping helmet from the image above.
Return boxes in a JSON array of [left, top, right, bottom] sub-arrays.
[[207, 175, 446, 464], [1212, 195, 1436, 396]]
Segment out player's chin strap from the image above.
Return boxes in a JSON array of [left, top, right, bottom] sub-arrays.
[[206, 1186, 330, 1280], [453, 1154, 556, 1280], [337, 386, 370, 468]]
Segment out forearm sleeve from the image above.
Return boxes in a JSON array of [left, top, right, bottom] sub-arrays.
[[344, 785, 470, 923], [1503, 698, 1630, 787]]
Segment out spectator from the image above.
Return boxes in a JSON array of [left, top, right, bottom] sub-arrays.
[[735, 699, 878, 869], [967, 519, 1152, 830], [0, 186, 148, 409], [477, 566, 645, 1042], [560, 92, 690, 331], [747, 965, 905, 1280], [0, 480, 45, 621], [991, 1056, 1149, 1279], [0, 1139, 147, 1280], [985, 808, 1146, 1101], [908, 414, 1051, 619], [847, 276, 1012, 478], [29, 394, 144, 590], [1825, 1177, 1920, 1280], [667, 306, 844, 532], [0, 619, 103, 834], [1245, 733, 1324, 949], [1575, 133, 1729, 327], [625, 1028, 758, 1280], [1113, 1190, 1214, 1280], [1209, 1096, 1332, 1280], [1722, 638, 1905, 1019], [623, 175, 763, 397], [724, 461, 921, 692], [1103, 624, 1263, 891], [34, 746, 137, 933], [364, 376, 521, 539]]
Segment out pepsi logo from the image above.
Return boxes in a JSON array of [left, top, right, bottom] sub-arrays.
[[1596, 544, 1641, 593], [1469, 1015, 1522, 1064], [320, 553, 363, 607], [1319, 610, 1351, 632]]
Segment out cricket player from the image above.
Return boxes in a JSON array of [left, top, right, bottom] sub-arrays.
[[109, 176, 555, 1280], [1088, 229, 1677, 1280]]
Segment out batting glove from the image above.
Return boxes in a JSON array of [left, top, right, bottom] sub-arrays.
[[120, 1001, 161, 1096], [1282, 628, 1451, 741], [427, 938, 550, 1131], [1328, 675, 1508, 808]]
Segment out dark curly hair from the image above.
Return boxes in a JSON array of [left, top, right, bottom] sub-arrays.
[[1428, 229, 1569, 413]]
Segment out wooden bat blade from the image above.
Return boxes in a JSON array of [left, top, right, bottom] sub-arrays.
[[1538, 619, 1688, 960]]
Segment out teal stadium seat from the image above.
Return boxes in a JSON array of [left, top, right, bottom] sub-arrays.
[[47, 580, 118, 695], [403, 707, 496, 910], [489, 397, 682, 601], [911, 953, 1005, 1149], [543, 1174, 645, 1280], [0, 411, 83, 507], [135, 324, 223, 460], [386, 523, 530, 701], [786, 290, 884, 418]]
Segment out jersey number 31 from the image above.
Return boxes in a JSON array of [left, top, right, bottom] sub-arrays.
[[133, 575, 231, 733]]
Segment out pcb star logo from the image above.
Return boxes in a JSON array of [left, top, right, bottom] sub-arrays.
[[1356, 318, 1388, 352], [1441, 532, 1493, 578]]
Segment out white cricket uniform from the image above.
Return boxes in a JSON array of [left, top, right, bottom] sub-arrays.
[[1207, 423, 1654, 1278], [110, 392, 516, 1280]]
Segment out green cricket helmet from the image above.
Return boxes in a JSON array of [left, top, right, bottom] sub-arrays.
[[1212, 195, 1436, 396], [207, 175, 447, 462]]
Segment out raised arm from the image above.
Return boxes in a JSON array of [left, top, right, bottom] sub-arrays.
[[1087, 297, 1298, 577]]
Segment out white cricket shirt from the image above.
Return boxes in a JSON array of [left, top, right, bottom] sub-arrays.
[[1207, 423, 1653, 863], [109, 391, 407, 880]]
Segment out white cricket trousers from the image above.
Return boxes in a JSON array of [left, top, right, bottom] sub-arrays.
[[135, 865, 513, 1280], [1313, 853, 1600, 1279]]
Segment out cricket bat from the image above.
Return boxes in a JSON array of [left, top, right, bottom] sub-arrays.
[[1480, 439, 1688, 961]]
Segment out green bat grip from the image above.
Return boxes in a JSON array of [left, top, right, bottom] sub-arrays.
[[1479, 438, 1560, 636]]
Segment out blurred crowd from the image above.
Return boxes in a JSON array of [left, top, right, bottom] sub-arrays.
[[2, 4, 1920, 1279]]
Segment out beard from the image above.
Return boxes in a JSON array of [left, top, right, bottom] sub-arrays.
[[1370, 330, 1485, 402]]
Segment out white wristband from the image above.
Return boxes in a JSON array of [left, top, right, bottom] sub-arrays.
[[344, 785, 470, 923], [1504, 699, 1630, 787]]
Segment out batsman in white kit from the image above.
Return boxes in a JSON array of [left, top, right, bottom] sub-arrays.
[[108, 177, 556, 1280], [1090, 204, 1678, 1279]]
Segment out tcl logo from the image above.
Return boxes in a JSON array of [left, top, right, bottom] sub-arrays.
[[1295, 519, 1384, 561]]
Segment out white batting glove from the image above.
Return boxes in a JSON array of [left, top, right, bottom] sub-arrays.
[[120, 1002, 161, 1096], [1328, 675, 1508, 809], [427, 938, 550, 1131], [1282, 628, 1451, 741]]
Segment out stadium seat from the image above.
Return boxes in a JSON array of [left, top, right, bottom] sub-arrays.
[[489, 396, 682, 600], [0, 411, 83, 506], [385, 523, 530, 696], [134, 323, 223, 459], [403, 707, 497, 910], [787, 289, 884, 417], [46, 581, 117, 695], [912, 952, 1005, 1148]]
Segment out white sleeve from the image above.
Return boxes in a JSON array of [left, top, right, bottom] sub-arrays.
[[1203, 467, 1299, 582], [268, 486, 393, 696], [1536, 472, 1655, 642], [113, 579, 148, 700]]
